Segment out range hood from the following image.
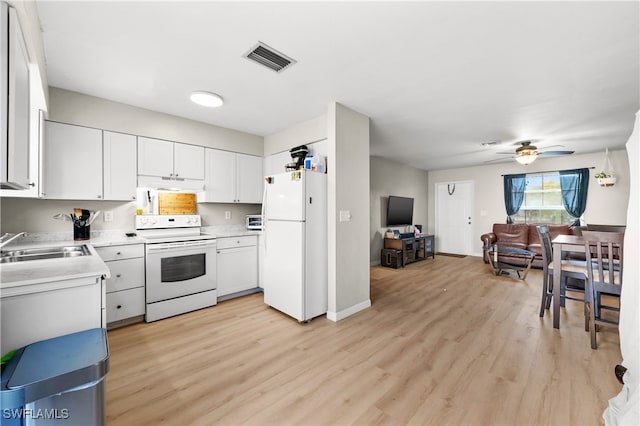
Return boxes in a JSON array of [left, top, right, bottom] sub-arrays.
[[137, 175, 204, 192]]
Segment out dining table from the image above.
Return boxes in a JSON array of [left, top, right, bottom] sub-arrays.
[[551, 234, 586, 329]]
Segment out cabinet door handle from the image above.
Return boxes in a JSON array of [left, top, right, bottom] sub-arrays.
[[97, 195, 102, 199], [132, 195, 136, 200], [28, 182, 35, 187], [116, 274, 122, 278], [116, 305, 122, 309], [116, 252, 121, 255]]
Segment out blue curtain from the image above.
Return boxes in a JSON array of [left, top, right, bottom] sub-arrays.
[[503, 174, 526, 223], [560, 168, 589, 226]]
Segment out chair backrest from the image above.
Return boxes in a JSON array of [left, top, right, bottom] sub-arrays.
[[582, 230, 624, 294], [536, 225, 552, 269]]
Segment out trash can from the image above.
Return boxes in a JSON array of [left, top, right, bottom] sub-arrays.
[[1, 328, 109, 425]]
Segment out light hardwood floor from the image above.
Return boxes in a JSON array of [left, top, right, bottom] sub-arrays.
[[106, 255, 621, 425]]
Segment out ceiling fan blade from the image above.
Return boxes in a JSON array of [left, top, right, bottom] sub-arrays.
[[539, 144, 565, 150], [538, 150, 575, 156], [484, 157, 514, 163], [496, 151, 516, 155]]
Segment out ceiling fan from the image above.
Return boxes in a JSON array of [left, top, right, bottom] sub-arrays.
[[493, 140, 575, 165]]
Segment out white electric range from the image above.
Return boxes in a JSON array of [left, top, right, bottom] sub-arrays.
[[136, 215, 217, 322]]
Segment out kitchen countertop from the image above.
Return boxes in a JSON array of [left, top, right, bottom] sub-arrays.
[[0, 242, 110, 295], [0, 226, 260, 291]]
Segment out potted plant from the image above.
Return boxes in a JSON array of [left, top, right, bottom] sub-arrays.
[[594, 171, 616, 187]]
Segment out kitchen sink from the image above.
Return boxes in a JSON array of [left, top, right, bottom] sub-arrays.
[[0, 245, 91, 263]]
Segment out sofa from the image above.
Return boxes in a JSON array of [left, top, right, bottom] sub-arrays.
[[480, 223, 582, 268]]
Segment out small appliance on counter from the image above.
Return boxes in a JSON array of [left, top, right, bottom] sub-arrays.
[[53, 209, 101, 240], [246, 215, 263, 230]]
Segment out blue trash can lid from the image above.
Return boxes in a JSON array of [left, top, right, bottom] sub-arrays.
[[7, 328, 108, 389]]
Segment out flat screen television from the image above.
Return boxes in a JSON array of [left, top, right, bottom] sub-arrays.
[[386, 196, 414, 226]]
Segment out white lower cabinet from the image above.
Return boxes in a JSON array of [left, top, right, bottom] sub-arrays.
[[96, 243, 145, 328], [217, 236, 258, 298], [106, 287, 145, 322]]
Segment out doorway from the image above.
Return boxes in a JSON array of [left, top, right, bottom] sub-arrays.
[[435, 181, 474, 256]]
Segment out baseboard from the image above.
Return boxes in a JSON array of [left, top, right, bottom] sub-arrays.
[[327, 299, 371, 322]]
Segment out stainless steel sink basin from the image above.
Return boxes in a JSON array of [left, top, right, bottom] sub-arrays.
[[0, 245, 91, 263]]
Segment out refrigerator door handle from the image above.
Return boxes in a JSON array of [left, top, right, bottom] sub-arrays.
[[309, 196, 312, 204]]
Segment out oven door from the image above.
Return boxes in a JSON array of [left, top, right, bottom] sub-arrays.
[[146, 239, 216, 303]]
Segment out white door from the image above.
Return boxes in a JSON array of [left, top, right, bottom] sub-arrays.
[[43, 121, 103, 200], [236, 153, 263, 203], [137, 137, 173, 177], [264, 220, 304, 321], [103, 131, 137, 201], [265, 172, 305, 221], [217, 245, 258, 297], [435, 181, 474, 255], [202, 148, 236, 202], [174, 143, 204, 180]]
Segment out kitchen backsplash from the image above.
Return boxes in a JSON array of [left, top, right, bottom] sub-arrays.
[[0, 197, 261, 234]]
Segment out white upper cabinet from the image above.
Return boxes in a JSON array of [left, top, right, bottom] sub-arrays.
[[174, 143, 204, 180], [103, 131, 137, 201], [236, 153, 263, 203], [137, 136, 204, 181], [200, 148, 236, 202], [137, 137, 173, 177], [199, 149, 263, 204], [43, 121, 103, 200]]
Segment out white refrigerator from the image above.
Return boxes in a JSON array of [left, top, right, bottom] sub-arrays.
[[263, 170, 327, 321]]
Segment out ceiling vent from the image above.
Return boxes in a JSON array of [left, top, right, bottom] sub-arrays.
[[243, 42, 296, 73]]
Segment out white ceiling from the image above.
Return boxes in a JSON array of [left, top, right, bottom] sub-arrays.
[[36, 1, 639, 170]]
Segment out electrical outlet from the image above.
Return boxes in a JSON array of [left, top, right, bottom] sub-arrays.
[[339, 210, 351, 222], [225, 211, 231, 220], [104, 211, 114, 222]]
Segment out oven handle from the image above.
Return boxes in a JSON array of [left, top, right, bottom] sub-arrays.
[[146, 239, 217, 252]]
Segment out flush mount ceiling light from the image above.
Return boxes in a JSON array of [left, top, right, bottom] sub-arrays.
[[190, 91, 224, 108]]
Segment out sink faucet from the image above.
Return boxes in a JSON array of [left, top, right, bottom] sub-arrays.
[[0, 232, 26, 249]]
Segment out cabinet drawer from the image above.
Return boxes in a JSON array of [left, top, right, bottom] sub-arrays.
[[106, 287, 145, 323], [105, 258, 145, 293], [96, 244, 144, 261], [217, 235, 257, 249]]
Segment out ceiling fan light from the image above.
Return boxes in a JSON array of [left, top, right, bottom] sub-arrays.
[[516, 154, 537, 165], [190, 91, 224, 107]]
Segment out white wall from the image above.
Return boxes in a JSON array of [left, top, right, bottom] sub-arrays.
[[49, 88, 263, 155], [0, 88, 266, 235], [263, 114, 327, 156], [327, 102, 371, 320], [0, 197, 260, 234], [369, 156, 428, 264], [427, 149, 630, 257]]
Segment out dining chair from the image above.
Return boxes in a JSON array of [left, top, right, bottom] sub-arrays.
[[582, 230, 624, 349], [536, 225, 588, 322]]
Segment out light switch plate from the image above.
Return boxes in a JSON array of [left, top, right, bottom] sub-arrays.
[[103, 211, 114, 222], [339, 210, 351, 222], [225, 211, 231, 220]]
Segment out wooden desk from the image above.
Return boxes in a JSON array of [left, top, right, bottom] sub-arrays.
[[551, 235, 585, 329]]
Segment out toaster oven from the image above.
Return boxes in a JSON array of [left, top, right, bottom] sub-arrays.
[[246, 215, 263, 230]]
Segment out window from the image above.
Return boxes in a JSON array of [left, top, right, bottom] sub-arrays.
[[512, 172, 575, 224]]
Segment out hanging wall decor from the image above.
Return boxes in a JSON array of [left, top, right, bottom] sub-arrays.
[[595, 148, 617, 187]]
